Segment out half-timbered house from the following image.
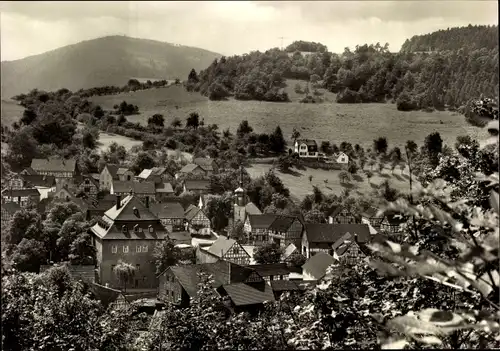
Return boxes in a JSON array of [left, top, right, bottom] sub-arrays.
[[30, 157, 79, 191], [328, 205, 361, 224], [76, 175, 99, 198], [184, 204, 211, 236], [1, 201, 20, 228], [110, 180, 156, 204], [268, 216, 304, 248], [361, 206, 385, 229], [183, 179, 211, 195], [149, 201, 185, 232], [1, 188, 40, 208], [197, 235, 251, 266], [248, 263, 290, 282], [244, 214, 278, 246]]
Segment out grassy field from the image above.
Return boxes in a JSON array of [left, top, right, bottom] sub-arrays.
[[90, 81, 484, 149], [1, 99, 24, 126], [97, 131, 143, 152], [246, 162, 417, 202]]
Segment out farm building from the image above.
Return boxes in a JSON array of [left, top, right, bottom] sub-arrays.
[[294, 139, 319, 158]]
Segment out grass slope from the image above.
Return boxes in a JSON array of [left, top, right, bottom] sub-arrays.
[[90, 81, 484, 149], [246, 163, 417, 202], [1, 99, 25, 126], [1, 35, 222, 99]]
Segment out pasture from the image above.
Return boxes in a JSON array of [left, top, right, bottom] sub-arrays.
[[90, 81, 484, 149], [246, 162, 417, 202], [1, 99, 24, 127]]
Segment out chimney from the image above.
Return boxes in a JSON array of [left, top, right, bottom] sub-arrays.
[[116, 194, 122, 210], [145, 196, 149, 208]]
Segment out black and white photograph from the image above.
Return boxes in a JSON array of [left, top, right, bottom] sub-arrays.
[[0, 1, 499, 349]]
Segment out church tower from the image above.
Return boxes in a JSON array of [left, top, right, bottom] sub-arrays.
[[233, 166, 247, 224]]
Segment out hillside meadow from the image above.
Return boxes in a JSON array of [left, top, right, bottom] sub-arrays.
[[90, 81, 484, 149]]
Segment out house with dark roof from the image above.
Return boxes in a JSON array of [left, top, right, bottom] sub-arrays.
[[269, 280, 303, 299], [243, 214, 278, 245], [85, 194, 117, 220], [248, 263, 291, 282], [149, 201, 185, 232], [137, 167, 173, 184], [178, 164, 208, 178], [110, 180, 156, 204], [76, 175, 100, 198], [90, 194, 169, 290], [294, 139, 318, 158], [268, 215, 304, 248], [1, 188, 40, 208], [30, 157, 79, 191], [100, 164, 120, 191], [193, 157, 218, 173], [328, 205, 361, 225], [183, 179, 211, 195], [50, 186, 89, 212], [301, 223, 370, 259], [158, 261, 273, 311], [379, 213, 407, 235], [197, 235, 251, 266], [361, 206, 385, 229], [184, 204, 211, 236], [1, 201, 21, 228], [302, 252, 337, 281], [117, 168, 134, 181], [154, 182, 174, 201]]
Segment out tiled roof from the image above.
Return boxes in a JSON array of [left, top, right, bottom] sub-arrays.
[[269, 216, 298, 232], [137, 169, 153, 179], [206, 235, 237, 258], [247, 214, 278, 229], [361, 206, 382, 218], [302, 253, 336, 281], [2, 201, 21, 214], [151, 167, 169, 176], [179, 164, 202, 174], [296, 139, 317, 147], [193, 158, 215, 171], [270, 280, 302, 292], [30, 158, 77, 173], [221, 282, 275, 306], [1, 188, 40, 197], [305, 223, 370, 244], [168, 231, 191, 244], [103, 195, 158, 222], [88, 194, 116, 211], [112, 180, 155, 194], [248, 263, 290, 277], [185, 204, 203, 221], [21, 174, 56, 188], [155, 182, 174, 193], [245, 202, 262, 215], [77, 175, 99, 188], [116, 168, 131, 175], [184, 179, 211, 191], [104, 164, 120, 178], [149, 202, 185, 219]]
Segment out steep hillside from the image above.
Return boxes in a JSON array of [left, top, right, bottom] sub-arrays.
[[1, 35, 222, 98], [401, 25, 498, 52]]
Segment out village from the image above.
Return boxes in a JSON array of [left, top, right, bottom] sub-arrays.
[[1, 147, 404, 315]]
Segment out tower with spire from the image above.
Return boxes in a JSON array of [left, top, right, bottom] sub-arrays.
[[233, 165, 247, 224]]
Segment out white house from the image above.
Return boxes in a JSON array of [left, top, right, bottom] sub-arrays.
[[333, 152, 349, 164], [294, 139, 318, 158]]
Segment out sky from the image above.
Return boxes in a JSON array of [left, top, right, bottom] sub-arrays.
[[1, 0, 498, 61]]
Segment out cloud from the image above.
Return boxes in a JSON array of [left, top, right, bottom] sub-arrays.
[[1, 1, 497, 61]]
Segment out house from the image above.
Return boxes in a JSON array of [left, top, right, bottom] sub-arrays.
[[282, 243, 305, 265], [269, 280, 303, 299], [183, 180, 211, 195], [333, 152, 349, 164], [294, 139, 318, 158], [177, 163, 208, 179], [85, 194, 117, 220], [30, 157, 79, 191], [193, 157, 218, 174], [5, 174, 25, 190], [328, 205, 361, 225], [76, 175, 100, 198], [20, 174, 56, 199], [157, 261, 270, 310], [302, 252, 337, 281], [379, 213, 407, 235], [110, 180, 156, 204], [197, 235, 251, 266], [20, 167, 37, 175], [268, 215, 304, 248], [301, 223, 370, 259], [90, 194, 169, 289], [117, 168, 134, 182], [248, 263, 290, 282], [149, 202, 185, 232], [361, 206, 385, 229], [136, 167, 172, 184], [331, 231, 368, 265], [184, 204, 211, 236], [154, 182, 174, 201], [1, 201, 21, 228], [244, 214, 278, 245], [219, 282, 275, 312], [1, 188, 40, 208], [100, 164, 119, 191]]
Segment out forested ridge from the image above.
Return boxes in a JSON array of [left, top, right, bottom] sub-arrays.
[[186, 25, 498, 111]]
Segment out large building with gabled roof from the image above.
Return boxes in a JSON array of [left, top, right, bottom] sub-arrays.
[[90, 194, 170, 290]]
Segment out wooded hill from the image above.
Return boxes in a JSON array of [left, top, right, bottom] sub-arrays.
[[186, 25, 498, 111]]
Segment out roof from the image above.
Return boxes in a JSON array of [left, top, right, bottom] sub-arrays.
[[270, 280, 302, 292], [193, 158, 215, 171], [296, 139, 317, 147], [30, 158, 77, 173], [185, 204, 206, 222], [151, 167, 169, 176], [305, 223, 371, 245], [103, 195, 159, 222], [1, 188, 40, 197], [137, 169, 153, 179], [248, 263, 290, 277], [77, 175, 99, 188], [247, 214, 278, 229], [283, 243, 298, 260], [104, 164, 119, 178], [245, 202, 262, 215], [21, 167, 37, 175], [221, 283, 275, 306], [2, 201, 21, 214], [112, 180, 155, 194], [87, 194, 117, 211], [168, 231, 191, 244], [40, 263, 95, 283], [179, 164, 202, 174], [302, 253, 336, 281], [184, 180, 211, 191], [116, 168, 131, 175], [362, 206, 383, 218], [21, 174, 56, 188], [269, 216, 299, 232], [206, 235, 237, 258], [149, 202, 185, 219], [155, 182, 174, 193]]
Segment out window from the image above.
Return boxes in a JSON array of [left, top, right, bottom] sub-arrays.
[[84, 187, 90, 193], [136, 245, 142, 253], [136, 264, 140, 271], [148, 225, 154, 233], [142, 245, 148, 252], [85, 179, 90, 184], [233, 246, 239, 254], [111, 245, 117, 253], [123, 245, 129, 253]]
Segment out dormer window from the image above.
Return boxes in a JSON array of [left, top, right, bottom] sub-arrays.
[[148, 225, 154, 233], [133, 207, 139, 217], [134, 224, 139, 233], [122, 225, 128, 233]]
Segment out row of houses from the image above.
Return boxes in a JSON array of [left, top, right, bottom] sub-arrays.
[[294, 139, 349, 163]]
